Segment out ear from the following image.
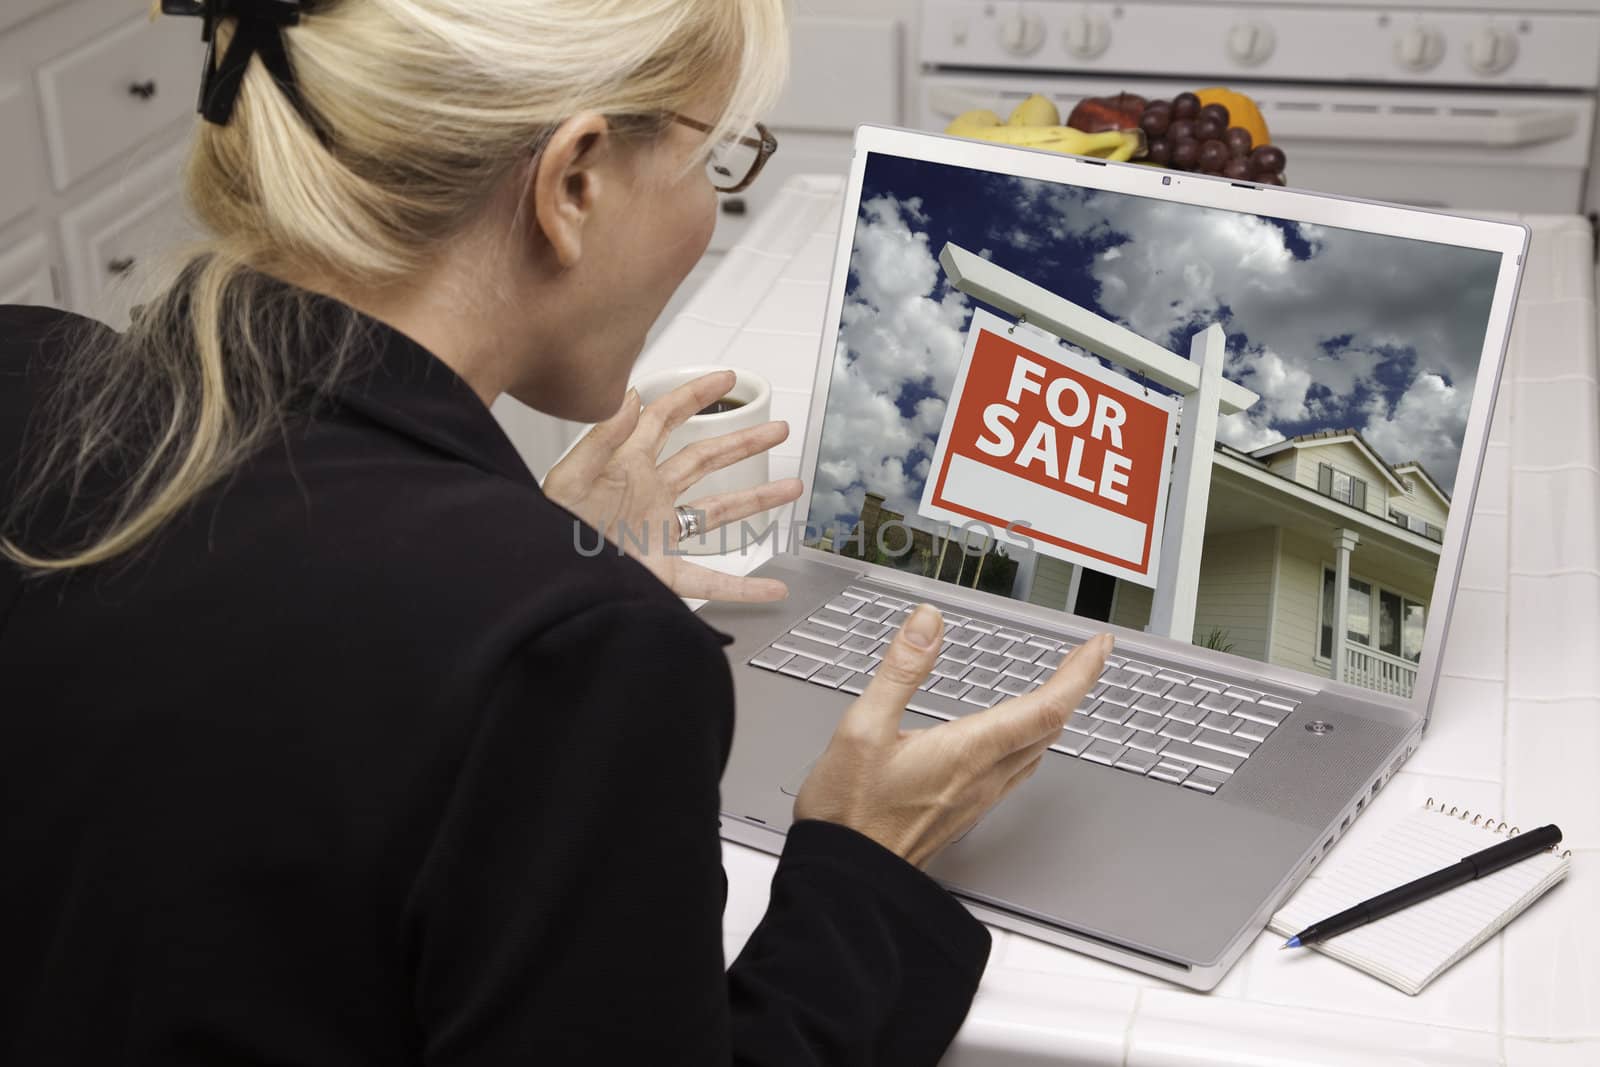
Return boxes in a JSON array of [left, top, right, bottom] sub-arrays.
[[527, 112, 613, 271]]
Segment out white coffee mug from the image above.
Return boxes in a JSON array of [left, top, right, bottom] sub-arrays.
[[630, 364, 772, 555]]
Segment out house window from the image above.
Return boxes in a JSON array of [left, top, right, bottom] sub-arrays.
[[1390, 507, 1446, 543], [1347, 578, 1372, 646], [1318, 462, 1367, 510], [1320, 567, 1427, 663]]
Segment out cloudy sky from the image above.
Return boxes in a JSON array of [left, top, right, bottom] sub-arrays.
[[806, 153, 1502, 537]]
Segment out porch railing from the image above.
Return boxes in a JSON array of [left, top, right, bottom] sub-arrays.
[[1342, 645, 1418, 698]]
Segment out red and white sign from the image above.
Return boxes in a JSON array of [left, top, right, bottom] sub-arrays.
[[918, 308, 1177, 587]]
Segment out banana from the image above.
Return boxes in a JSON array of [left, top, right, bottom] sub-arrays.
[[955, 124, 1145, 161], [944, 108, 1003, 136], [1103, 130, 1144, 162], [1006, 93, 1060, 127]]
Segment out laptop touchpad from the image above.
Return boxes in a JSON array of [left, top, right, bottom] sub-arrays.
[[780, 756, 820, 797]]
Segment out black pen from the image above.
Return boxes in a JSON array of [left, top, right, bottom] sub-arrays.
[[1282, 823, 1563, 949]]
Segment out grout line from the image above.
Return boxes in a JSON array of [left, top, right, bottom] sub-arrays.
[[1503, 692, 1600, 704], [734, 327, 828, 339], [1506, 463, 1600, 475], [1506, 568, 1600, 578], [1158, 988, 1519, 1039], [1497, 934, 1507, 1066], [1514, 374, 1600, 385], [1122, 986, 1140, 1067]]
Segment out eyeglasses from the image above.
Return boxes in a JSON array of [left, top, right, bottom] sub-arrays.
[[671, 114, 779, 194]]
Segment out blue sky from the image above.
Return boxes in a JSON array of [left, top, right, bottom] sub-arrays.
[[806, 153, 1502, 534]]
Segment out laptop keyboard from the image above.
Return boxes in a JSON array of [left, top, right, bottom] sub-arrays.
[[748, 583, 1303, 796]]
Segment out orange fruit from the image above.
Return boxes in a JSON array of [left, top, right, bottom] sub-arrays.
[[1196, 87, 1271, 146]]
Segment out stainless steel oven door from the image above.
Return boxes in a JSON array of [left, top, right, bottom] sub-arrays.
[[921, 71, 1595, 212]]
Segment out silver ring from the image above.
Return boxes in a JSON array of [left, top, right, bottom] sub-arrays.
[[674, 505, 704, 542]]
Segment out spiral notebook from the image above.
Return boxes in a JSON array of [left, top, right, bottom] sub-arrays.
[[1267, 798, 1571, 995]]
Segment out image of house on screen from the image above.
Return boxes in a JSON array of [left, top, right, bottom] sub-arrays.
[[827, 427, 1447, 699], [803, 165, 1486, 703]]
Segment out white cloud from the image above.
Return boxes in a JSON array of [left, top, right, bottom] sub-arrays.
[[1361, 372, 1471, 490], [809, 194, 974, 530]]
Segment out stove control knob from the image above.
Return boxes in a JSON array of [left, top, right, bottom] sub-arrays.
[[1393, 25, 1445, 72], [1466, 24, 1519, 75], [1063, 10, 1112, 60], [1225, 20, 1276, 67], [997, 10, 1045, 57]]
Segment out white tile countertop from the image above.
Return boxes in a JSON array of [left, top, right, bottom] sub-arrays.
[[639, 174, 1600, 1066]]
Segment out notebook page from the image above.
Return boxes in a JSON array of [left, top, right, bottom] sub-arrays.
[[1268, 807, 1568, 995]]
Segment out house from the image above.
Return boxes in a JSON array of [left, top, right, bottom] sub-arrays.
[[1013, 428, 1448, 698]]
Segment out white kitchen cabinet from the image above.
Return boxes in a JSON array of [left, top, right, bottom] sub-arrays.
[[0, 80, 45, 230], [0, 233, 56, 307], [37, 12, 203, 191], [60, 140, 196, 328], [706, 16, 901, 254], [0, 0, 202, 322], [0, 0, 70, 35]]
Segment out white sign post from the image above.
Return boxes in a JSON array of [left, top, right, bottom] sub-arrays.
[[937, 242, 1259, 641]]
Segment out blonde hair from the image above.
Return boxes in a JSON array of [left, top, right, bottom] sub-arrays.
[[4, 0, 789, 571]]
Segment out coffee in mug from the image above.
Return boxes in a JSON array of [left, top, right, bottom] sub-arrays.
[[696, 396, 747, 416]]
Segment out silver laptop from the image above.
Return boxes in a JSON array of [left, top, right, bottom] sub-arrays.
[[697, 124, 1527, 990]]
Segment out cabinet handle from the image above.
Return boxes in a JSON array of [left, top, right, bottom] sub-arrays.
[[128, 80, 158, 101], [107, 256, 136, 276]]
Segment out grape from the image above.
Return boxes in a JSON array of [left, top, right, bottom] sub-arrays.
[[1250, 144, 1287, 174], [1139, 108, 1171, 137], [1198, 139, 1229, 173], [1199, 103, 1230, 128], [1195, 116, 1223, 141], [1225, 127, 1253, 158], [1170, 139, 1199, 170], [1170, 117, 1197, 142], [1263, 171, 1286, 186], [1221, 157, 1254, 181], [1172, 92, 1201, 119], [1146, 137, 1171, 165]]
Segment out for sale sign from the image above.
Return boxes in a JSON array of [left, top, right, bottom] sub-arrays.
[[918, 308, 1178, 588]]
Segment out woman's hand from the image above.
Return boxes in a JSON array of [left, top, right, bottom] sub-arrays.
[[795, 605, 1112, 869], [542, 370, 804, 602]]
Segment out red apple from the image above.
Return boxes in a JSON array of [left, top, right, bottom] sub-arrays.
[[1066, 92, 1149, 133]]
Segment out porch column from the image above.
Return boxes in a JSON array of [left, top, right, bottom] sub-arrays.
[[1065, 563, 1084, 614], [1011, 546, 1039, 601], [1331, 528, 1360, 684]]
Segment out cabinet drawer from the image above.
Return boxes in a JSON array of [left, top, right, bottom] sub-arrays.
[[61, 141, 198, 327], [37, 13, 203, 191], [0, 80, 44, 229], [0, 234, 55, 307]]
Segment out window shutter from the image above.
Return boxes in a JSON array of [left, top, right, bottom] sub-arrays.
[[1318, 463, 1332, 496], [1352, 478, 1367, 510]]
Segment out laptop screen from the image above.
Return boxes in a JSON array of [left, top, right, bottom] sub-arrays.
[[801, 150, 1505, 701]]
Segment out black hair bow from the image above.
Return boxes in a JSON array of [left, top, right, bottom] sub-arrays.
[[162, 0, 332, 146]]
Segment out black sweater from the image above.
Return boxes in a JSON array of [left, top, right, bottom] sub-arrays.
[[0, 296, 990, 1066]]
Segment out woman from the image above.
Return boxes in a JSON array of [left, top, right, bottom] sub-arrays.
[[0, 0, 1109, 1062]]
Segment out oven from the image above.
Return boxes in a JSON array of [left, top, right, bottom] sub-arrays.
[[918, 1, 1600, 214]]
